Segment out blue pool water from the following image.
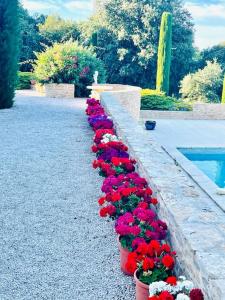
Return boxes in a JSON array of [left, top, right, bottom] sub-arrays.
[[179, 148, 225, 188]]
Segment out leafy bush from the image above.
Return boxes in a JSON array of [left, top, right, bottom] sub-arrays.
[[34, 41, 106, 96], [180, 61, 223, 103], [141, 89, 191, 111], [16, 72, 34, 90]]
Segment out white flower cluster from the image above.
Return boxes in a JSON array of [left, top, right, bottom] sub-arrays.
[[149, 276, 194, 299], [101, 133, 119, 144]]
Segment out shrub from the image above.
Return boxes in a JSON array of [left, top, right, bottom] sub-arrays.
[[180, 60, 223, 103], [16, 72, 34, 90], [34, 41, 106, 96], [156, 12, 173, 94], [141, 89, 191, 111], [0, 0, 19, 109]]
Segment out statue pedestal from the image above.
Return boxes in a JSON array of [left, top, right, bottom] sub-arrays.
[[87, 84, 113, 100]]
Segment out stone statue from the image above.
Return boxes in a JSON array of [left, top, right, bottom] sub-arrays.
[[93, 71, 99, 85]]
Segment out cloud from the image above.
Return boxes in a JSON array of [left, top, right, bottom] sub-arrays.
[[64, 0, 93, 11], [185, 2, 225, 19], [21, 0, 54, 11], [194, 24, 225, 49]]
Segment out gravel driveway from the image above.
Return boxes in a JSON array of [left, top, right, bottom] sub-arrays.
[[0, 91, 135, 300]]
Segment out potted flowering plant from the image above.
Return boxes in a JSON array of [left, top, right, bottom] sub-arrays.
[[149, 276, 204, 300], [88, 115, 114, 131], [98, 183, 156, 218], [115, 208, 167, 275], [93, 128, 116, 144], [92, 140, 129, 161], [93, 157, 136, 177], [125, 240, 176, 300]]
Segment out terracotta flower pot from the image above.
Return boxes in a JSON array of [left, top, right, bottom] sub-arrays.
[[134, 270, 149, 300], [117, 237, 133, 276]]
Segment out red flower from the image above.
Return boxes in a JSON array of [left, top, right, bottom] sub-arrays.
[[166, 276, 177, 286], [111, 192, 121, 202], [138, 202, 149, 209], [136, 243, 149, 255], [111, 157, 120, 166], [126, 252, 138, 274], [161, 244, 171, 253], [151, 198, 158, 205], [145, 187, 153, 195], [162, 254, 175, 269], [190, 289, 204, 300], [143, 257, 155, 271], [91, 145, 98, 153], [92, 160, 99, 169], [99, 207, 108, 217], [149, 297, 159, 300], [159, 291, 174, 300], [98, 197, 106, 206]]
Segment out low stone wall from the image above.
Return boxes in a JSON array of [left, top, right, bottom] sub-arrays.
[[35, 83, 75, 99], [101, 93, 225, 300], [91, 84, 141, 120], [141, 103, 225, 120]]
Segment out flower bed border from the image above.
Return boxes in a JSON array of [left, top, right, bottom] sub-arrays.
[[85, 97, 210, 299]]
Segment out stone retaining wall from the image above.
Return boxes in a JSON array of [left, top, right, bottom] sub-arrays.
[[141, 103, 225, 120], [93, 84, 141, 120], [101, 93, 225, 300], [35, 84, 75, 99]]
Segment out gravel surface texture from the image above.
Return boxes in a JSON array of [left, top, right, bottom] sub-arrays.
[[0, 91, 135, 300]]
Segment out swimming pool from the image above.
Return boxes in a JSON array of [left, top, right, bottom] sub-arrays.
[[179, 148, 225, 188]]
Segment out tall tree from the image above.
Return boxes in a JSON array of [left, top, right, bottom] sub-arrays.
[[83, 0, 194, 95], [156, 12, 172, 94], [39, 15, 80, 46], [0, 0, 19, 109], [19, 7, 44, 71], [222, 75, 225, 104]]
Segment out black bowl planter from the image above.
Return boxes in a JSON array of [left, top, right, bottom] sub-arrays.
[[145, 120, 156, 130]]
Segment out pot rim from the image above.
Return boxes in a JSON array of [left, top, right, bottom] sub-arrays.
[[134, 270, 149, 289], [145, 121, 156, 124]]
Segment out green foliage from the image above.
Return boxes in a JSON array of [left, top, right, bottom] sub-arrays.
[[0, 0, 19, 109], [198, 42, 225, 71], [180, 61, 223, 103], [222, 76, 225, 104], [39, 15, 80, 46], [34, 41, 106, 96], [141, 89, 191, 111], [156, 12, 172, 94], [18, 6, 44, 71], [16, 72, 34, 90], [82, 0, 194, 95]]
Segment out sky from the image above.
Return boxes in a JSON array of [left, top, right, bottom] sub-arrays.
[[21, 0, 225, 50]]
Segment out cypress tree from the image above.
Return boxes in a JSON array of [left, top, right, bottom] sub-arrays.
[[156, 12, 173, 95], [222, 75, 225, 104], [0, 0, 19, 109]]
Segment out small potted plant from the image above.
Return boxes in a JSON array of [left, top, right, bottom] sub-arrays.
[[115, 208, 167, 276], [125, 240, 176, 300], [145, 120, 156, 130]]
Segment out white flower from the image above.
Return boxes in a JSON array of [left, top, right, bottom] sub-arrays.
[[149, 281, 168, 296], [101, 133, 119, 143], [181, 280, 194, 291], [176, 293, 190, 300]]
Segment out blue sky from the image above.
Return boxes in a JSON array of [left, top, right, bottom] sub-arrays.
[[21, 0, 225, 49]]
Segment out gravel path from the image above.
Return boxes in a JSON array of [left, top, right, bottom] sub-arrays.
[[0, 91, 135, 300]]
